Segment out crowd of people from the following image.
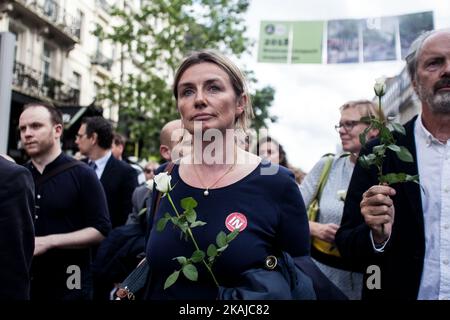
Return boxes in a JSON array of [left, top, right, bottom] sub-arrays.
[[1, 28, 450, 300]]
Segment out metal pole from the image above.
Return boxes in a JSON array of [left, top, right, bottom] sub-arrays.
[[0, 32, 15, 155]]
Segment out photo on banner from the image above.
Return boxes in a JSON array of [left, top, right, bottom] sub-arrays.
[[399, 11, 434, 59], [327, 19, 359, 64], [362, 16, 396, 62]]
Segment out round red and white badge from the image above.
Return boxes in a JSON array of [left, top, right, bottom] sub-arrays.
[[225, 212, 248, 232]]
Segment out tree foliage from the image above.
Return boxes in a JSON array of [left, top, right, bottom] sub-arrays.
[[95, 0, 275, 160]]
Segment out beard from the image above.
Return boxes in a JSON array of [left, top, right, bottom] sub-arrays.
[[417, 79, 450, 114], [23, 137, 55, 158]]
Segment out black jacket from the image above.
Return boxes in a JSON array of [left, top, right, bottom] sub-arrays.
[[336, 116, 425, 299], [0, 157, 35, 299], [100, 156, 138, 228]]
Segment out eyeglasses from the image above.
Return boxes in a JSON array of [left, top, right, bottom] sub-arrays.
[[144, 169, 154, 174], [334, 121, 366, 132]]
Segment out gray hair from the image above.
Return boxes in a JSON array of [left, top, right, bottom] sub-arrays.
[[405, 29, 450, 82]]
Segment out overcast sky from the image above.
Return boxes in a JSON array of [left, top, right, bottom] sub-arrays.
[[242, 0, 450, 172]]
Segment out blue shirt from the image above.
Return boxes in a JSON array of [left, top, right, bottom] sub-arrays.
[[145, 161, 310, 300]]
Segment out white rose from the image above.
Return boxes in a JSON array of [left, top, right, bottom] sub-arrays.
[[374, 76, 387, 97], [337, 189, 347, 202], [154, 172, 172, 193]]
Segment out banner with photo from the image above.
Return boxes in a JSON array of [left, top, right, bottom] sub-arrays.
[[259, 11, 434, 64]]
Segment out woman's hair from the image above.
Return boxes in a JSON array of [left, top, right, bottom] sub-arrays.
[[173, 50, 254, 131], [339, 99, 385, 122]]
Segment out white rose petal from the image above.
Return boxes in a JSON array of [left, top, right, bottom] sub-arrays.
[[154, 172, 172, 193], [374, 76, 387, 97]]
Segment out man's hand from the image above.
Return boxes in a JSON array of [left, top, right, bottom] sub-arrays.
[[34, 235, 55, 256], [309, 221, 339, 243], [360, 185, 396, 244]]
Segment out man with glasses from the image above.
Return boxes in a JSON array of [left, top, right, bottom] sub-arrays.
[[76, 117, 138, 229], [336, 29, 450, 300]]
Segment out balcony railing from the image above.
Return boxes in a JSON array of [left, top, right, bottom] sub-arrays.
[[14, 0, 81, 41], [13, 61, 80, 104]]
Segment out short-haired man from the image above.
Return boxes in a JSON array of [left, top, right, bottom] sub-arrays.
[[76, 117, 138, 228], [19, 103, 111, 300], [336, 29, 450, 299]]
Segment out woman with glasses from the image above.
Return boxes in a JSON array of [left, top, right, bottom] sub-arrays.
[[300, 99, 383, 299]]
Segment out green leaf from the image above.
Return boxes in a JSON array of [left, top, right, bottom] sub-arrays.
[[360, 116, 374, 124], [216, 231, 227, 247], [359, 126, 371, 146], [182, 264, 198, 281], [358, 153, 377, 169], [164, 270, 179, 289], [180, 197, 198, 210], [373, 145, 385, 156], [379, 126, 393, 143], [379, 173, 407, 184], [217, 244, 229, 252], [396, 146, 414, 162], [184, 208, 197, 224], [207, 244, 217, 257], [226, 228, 240, 242], [173, 256, 187, 265], [190, 250, 205, 263], [156, 217, 169, 232], [178, 222, 188, 234], [359, 132, 366, 146], [391, 122, 406, 135], [190, 220, 207, 228], [406, 174, 420, 183], [387, 144, 401, 152]]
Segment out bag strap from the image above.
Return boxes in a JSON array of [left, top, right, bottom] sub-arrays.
[[309, 155, 334, 217], [35, 160, 83, 188], [316, 155, 334, 200]]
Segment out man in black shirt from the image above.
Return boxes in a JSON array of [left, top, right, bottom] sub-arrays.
[[19, 102, 111, 300]]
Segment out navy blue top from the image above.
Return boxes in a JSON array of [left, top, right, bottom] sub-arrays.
[[145, 161, 309, 300], [25, 152, 111, 299]]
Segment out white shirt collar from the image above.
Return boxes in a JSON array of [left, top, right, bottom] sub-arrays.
[[415, 114, 444, 147], [90, 150, 112, 179]]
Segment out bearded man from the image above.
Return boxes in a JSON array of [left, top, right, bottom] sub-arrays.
[[336, 29, 450, 300]]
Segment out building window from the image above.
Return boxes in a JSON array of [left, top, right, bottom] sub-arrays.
[[72, 72, 81, 104], [75, 9, 84, 41], [44, 0, 58, 22], [42, 43, 53, 79]]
